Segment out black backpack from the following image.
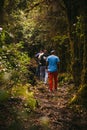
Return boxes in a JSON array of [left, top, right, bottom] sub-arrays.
[[40, 54, 47, 66]]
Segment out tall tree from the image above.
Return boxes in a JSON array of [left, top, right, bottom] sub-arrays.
[[63, 0, 87, 106], [0, 0, 5, 24]]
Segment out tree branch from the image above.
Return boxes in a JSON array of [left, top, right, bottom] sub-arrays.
[[25, 0, 46, 13]]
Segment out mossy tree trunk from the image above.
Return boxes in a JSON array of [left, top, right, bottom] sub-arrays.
[[63, 0, 87, 106], [81, 15, 87, 85], [63, 0, 87, 86]]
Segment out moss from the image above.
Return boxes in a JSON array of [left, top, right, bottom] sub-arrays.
[[59, 73, 73, 86], [0, 90, 10, 102], [69, 84, 87, 108], [11, 84, 37, 110]]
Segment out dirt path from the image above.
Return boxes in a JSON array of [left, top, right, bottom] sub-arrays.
[[0, 82, 87, 130], [28, 82, 87, 130]]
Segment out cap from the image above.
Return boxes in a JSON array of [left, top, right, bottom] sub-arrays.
[[51, 50, 55, 54]]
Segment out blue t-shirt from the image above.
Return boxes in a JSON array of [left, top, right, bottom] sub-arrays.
[[47, 55, 60, 72]]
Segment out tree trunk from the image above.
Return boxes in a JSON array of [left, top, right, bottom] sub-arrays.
[[0, 0, 5, 24], [63, 0, 87, 107], [81, 15, 87, 85], [63, 0, 87, 86]]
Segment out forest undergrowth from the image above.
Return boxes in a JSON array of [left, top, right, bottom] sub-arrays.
[[0, 79, 87, 130]]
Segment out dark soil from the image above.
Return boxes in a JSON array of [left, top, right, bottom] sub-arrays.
[[31, 82, 87, 130], [0, 82, 87, 130]]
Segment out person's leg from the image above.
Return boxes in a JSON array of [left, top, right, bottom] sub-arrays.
[[43, 66, 46, 79], [40, 66, 43, 81], [40, 66, 45, 81], [36, 65, 39, 77], [48, 72, 53, 91], [38, 65, 40, 79], [44, 69, 48, 84], [42, 66, 45, 81], [53, 71, 58, 90]]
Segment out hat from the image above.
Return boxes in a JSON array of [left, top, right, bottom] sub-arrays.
[[51, 50, 55, 54]]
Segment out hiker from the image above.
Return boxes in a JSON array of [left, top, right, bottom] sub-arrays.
[[39, 49, 48, 82], [43, 50, 49, 84], [35, 50, 43, 78], [46, 50, 60, 92]]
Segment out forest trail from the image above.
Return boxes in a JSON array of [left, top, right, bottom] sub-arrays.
[[0, 81, 87, 130], [27, 82, 87, 130]]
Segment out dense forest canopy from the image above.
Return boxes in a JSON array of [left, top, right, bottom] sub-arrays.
[[0, 0, 87, 110]]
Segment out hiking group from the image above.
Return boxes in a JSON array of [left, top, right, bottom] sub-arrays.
[[35, 49, 60, 92]]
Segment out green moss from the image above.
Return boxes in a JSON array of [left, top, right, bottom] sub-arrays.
[[69, 84, 87, 108], [0, 90, 10, 102], [11, 84, 37, 110], [59, 73, 73, 86]]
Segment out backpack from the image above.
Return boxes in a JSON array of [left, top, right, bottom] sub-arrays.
[[39, 54, 47, 66]]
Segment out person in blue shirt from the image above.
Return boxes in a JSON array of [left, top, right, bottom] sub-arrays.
[[46, 50, 60, 92]]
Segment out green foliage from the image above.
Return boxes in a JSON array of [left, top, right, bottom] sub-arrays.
[[25, 97, 37, 110], [75, 16, 84, 39], [78, 84, 87, 106], [12, 84, 29, 97], [59, 73, 73, 85], [11, 84, 37, 110], [0, 90, 10, 102], [69, 84, 87, 108], [52, 35, 68, 45], [0, 30, 30, 88]]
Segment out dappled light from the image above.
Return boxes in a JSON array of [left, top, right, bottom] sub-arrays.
[[0, 0, 87, 130]]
